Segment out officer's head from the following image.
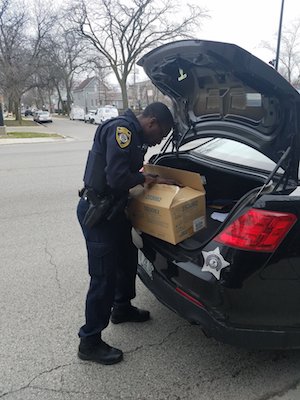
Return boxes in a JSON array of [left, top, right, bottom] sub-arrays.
[[138, 102, 174, 147]]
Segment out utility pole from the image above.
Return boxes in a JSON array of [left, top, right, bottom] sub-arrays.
[[275, 0, 285, 71]]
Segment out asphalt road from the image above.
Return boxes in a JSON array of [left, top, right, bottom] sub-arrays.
[[1, 117, 300, 400]]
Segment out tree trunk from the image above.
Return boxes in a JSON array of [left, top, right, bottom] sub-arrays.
[[8, 96, 13, 114], [66, 91, 72, 115], [37, 87, 45, 109], [0, 102, 4, 126], [120, 80, 128, 110], [48, 91, 53, 113], [55, 84, 64, 115], [65, 79, 73, 116], [14, 98, 22, 123]]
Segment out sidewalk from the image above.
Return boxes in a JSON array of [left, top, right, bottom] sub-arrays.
[[0, 137, 71, 145], [0, 124, 70, 145]]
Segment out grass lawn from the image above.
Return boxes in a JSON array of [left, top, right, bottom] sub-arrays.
[[4, 119, 37, 126], [4, 132, 63, 138]]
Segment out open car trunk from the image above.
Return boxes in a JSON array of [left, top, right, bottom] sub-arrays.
[[149, 152, 278, 250]]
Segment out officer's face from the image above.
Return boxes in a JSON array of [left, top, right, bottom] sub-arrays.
[[144, 118, 171, 147]]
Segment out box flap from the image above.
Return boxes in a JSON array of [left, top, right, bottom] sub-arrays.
[[139, 184, 180, 208], [144, 164, 205, 193], [172, 186, 200, 206]]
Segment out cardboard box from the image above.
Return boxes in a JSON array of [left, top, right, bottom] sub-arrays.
[[128, 164, 206, 245]]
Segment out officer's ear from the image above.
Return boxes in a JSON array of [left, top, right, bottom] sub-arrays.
[[147, 117, 157, 129]]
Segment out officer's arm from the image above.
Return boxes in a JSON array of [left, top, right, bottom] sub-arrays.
[[105, 126, 145, 191]]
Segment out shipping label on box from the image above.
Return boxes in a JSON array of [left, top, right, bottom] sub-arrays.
[[128, 165, 206, 245]]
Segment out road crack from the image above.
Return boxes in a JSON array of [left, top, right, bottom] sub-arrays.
[[45, 241, 62, 290], [0, 363, 78, 398], [125, 323, 191, 354]]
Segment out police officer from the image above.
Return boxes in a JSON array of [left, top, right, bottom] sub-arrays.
[[77, 102, 174, 365]]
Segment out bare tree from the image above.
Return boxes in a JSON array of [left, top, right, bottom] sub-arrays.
[[261, 18, 300, 86], [41, 26, 89, 115], [279, 20, 300, 86], [0, 0, 8, 20], [86, 55, 114, 107], [0, 0, 27, 118], [0, 0, 57, 121], [68, 0, 209, 109]]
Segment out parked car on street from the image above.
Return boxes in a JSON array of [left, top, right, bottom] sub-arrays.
[[25, 109, 33, 117], [93, 105, 119, 124], [70, 106, 85, 121], [84, 109, 97, 123], [33, 110, 52, 123], [133, 39, 300, 350]]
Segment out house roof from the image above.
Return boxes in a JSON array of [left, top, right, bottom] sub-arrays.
[[74, 77, 95, 91], [73, 76, 114, 93]]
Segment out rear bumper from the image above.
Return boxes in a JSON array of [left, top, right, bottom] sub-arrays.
[[138, 264, 300, 350]]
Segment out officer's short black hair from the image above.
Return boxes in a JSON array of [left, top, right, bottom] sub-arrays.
[[142, 102, 174, 129]]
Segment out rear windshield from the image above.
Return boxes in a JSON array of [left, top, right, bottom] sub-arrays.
[[190, 138, 284, 174]]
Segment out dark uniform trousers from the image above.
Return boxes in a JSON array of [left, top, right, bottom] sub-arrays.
[[77, 197, 137, 338]]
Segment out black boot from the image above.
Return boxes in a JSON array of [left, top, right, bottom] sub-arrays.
[[78, 336, 123, 365], [111, 304, 150, 324]]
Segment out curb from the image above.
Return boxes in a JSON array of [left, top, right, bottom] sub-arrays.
[[0, 136, 73, 145]]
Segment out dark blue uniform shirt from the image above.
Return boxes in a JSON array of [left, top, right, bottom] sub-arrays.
[[89, 109, 147, 195]]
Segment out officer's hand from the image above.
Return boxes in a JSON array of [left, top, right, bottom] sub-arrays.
[[144, 173, 181, 187], [143, 173, 158, 185]]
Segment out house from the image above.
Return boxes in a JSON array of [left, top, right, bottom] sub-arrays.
[[127, 79, 171, 110], [72, 77, 123, 112], [71, 75, 171, 115]]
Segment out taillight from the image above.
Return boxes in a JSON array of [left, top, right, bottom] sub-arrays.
[[214, 209, 297, 252]]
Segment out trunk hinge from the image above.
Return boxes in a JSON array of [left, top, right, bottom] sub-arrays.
[[254, 146, 292, 200]]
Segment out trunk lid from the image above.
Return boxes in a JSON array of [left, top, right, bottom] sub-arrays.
[[137, 39, 300, 181]]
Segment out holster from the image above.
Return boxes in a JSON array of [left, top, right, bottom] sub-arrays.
[[107, 195, 128, 221], [81, 189, 114, 229]]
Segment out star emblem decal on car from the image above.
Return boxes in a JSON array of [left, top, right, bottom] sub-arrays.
[[201, 247, 230, 280]]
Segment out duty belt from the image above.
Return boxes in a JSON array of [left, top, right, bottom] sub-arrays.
[[78, 187, 87, 198], [78, 188, 114, 228], [78, 187, 128, 228], [78, 187, 104, 202]]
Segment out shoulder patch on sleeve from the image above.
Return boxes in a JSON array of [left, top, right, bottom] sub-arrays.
[[116, 126, 132, 148]]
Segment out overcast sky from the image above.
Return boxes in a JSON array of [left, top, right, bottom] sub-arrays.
[[130, 0, 300, 82], [199, 0, 299, 63], [66, 0, 298, 83]]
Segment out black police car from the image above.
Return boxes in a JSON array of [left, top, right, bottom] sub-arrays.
[[134, 39, 300, 350]]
